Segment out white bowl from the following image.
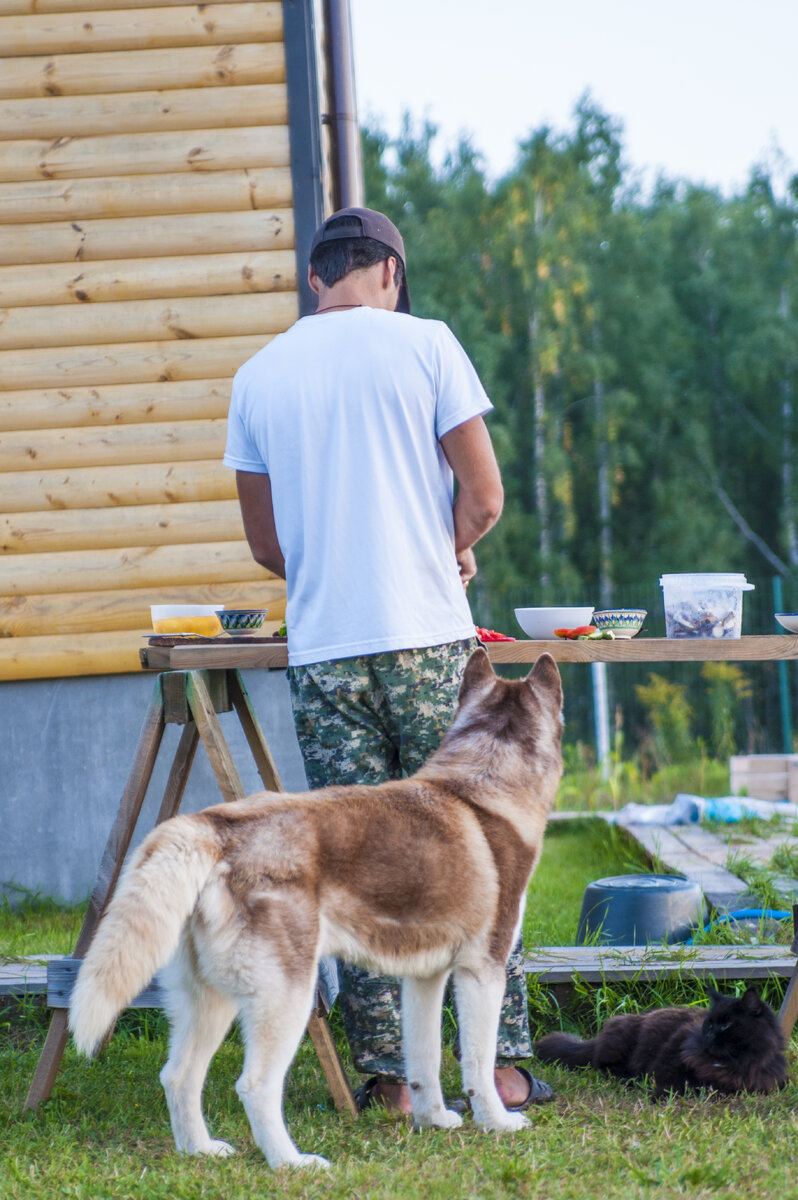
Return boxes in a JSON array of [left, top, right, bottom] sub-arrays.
[[150, 605, 220, 621], [150, 604, 223, 636], [776, 614, 798, 634], [514, 606, 594, 640]]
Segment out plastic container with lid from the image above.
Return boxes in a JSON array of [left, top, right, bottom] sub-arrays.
[[659, 573, 754, 639]]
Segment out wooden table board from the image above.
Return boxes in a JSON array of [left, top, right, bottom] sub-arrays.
[[140, 635, 798, 672]]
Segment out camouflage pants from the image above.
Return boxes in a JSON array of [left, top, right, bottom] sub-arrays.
[[288, 639, 533, 1079]]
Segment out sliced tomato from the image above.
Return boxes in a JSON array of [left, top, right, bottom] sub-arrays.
[[475, 626, 515, 642], [568, 625, 597, 638], [553, 628, 572, 638]]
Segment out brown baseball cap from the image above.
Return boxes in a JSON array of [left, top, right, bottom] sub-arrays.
[[309, 206, 411, 313]]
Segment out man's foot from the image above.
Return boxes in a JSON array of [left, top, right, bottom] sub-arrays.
[[354, 1077, 414, 1115], [494, 1065, 554, 1108], [355, 1067, 553, 1115]]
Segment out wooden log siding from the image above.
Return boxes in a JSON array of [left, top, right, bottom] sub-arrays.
[[0, 125, 290, 182], [0, 0, 294, 681], [0, 250, 297, 307], [0, 460, 237, 512], [0, 418, 228, 471], [0, 292, 298, 349], [1, 84, 289, 140], [0, 5, 284, 56], [1, 0, 270, 14], [0, 581, 286, 639], [0, 172, 293, 225], [0, 43, 286, 99], [0, 335, 270, 390], [2, 498, 245, 555], [0, 378, 233, 431], [0, 210, 294, 265]]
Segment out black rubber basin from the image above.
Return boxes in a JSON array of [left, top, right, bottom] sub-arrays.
[[576, 873, 705, 945]]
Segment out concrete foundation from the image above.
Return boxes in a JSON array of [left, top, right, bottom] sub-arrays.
[[0, 668, 308, 906]]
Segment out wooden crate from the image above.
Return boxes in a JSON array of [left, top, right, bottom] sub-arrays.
[[729, 754, 798, 803]]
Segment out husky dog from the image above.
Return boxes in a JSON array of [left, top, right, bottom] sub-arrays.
[[69, 648, 563, 1169]]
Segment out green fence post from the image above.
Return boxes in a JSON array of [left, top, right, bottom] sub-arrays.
[[773, 576, 793, 754]]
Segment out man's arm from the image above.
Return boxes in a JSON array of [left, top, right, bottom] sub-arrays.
[[439, 415, 504, 585], [235, 470, 286, 579]]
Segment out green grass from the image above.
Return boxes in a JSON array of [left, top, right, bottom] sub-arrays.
[[555, 755, 732, 812], [2, 817, 797, 1198], [0, 889, 85, 960], [523, 819, 651, 946], [3, 1014, 797, 1200]]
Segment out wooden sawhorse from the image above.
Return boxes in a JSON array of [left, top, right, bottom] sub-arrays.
[[24, 667, 357, 1115]]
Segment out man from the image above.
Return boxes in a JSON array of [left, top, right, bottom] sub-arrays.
[[223, 206, 552, 1113]]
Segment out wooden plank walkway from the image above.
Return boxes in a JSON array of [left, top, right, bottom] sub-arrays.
[[609, 815, 798, 910], [1, 944, 794, 1002], [612, 819, 752, 911], [523, 944, 795, 984], [0, 956, 53, 996]]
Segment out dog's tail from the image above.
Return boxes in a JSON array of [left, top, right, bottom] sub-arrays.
[[534, 1031, 596, 1068], [68, 815, 220, 1056]]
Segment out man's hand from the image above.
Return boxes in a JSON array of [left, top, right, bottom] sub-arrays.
[[457, 548, 478, 589]]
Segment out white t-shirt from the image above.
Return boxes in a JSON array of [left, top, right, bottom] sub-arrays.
[[224, 307, 492, 666]]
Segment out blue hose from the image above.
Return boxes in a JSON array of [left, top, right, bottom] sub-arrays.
[[708, 908, 791, 928], [684, 908, 791, 945]]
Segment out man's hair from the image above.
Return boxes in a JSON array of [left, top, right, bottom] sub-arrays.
[[309, 215, 406, 291]]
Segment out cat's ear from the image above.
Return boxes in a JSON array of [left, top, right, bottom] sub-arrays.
[[741, 987, 764, 1015], [706, 987, 724, 1005]]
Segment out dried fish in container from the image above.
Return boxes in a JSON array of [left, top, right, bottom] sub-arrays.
[[660, 574, 754, 639]]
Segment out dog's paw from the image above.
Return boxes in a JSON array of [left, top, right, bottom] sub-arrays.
[[177, 1138, 236, 1157], [207, 1139, 236, 1157], [414, 1107, 464, 1130], [288, 1153, 331, 1170], [439, 1107, 465, 1129], [476, 1110, 531, 1134]]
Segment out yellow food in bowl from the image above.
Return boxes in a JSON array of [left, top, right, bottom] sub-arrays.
[[152, 615, 222, 636]]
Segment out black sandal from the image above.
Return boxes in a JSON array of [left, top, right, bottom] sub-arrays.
[[354, 1077, 467, 1114], [504, 1065, 554, 1109]]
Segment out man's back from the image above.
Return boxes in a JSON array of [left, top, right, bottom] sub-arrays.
[[225, 308, 491, 665]]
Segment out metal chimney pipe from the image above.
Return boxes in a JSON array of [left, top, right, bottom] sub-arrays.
[[324, 0, 363, 209]]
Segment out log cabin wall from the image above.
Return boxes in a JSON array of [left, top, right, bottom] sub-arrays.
[[0, 0, 313, 681]]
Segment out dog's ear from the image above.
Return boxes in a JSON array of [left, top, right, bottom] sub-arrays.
[[526, 653, 562, 705], [459, 646, 495, 700]]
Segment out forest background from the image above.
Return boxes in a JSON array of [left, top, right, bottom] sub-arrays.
[[361, 101, 798, 774]]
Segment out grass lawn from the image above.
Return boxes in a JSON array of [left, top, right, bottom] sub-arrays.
[[2, 819, 797, 1199]]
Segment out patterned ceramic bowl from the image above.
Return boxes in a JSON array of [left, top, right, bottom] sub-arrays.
[[592, 608, 647, 638], [216, 609, 268, 634]]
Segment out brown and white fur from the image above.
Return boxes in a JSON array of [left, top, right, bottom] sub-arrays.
[[69, 649, 563, 1169]]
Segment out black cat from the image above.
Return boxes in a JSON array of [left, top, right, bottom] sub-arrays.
[[534, 987, 788, 1097]]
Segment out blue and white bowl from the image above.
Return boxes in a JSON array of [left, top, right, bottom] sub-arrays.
[[216, 608, 268, 634], [592, 608, 646, 638]]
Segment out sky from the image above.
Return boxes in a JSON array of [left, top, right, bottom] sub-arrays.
[[348, 0, 798, 196]]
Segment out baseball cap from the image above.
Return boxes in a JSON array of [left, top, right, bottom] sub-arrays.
[[309, 206, 411, 313]]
